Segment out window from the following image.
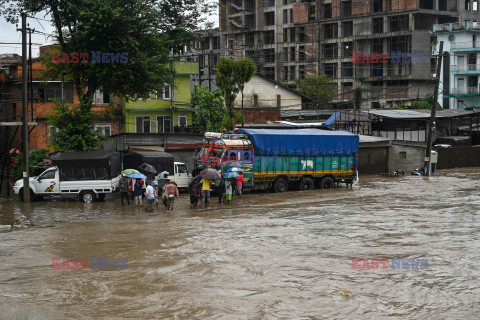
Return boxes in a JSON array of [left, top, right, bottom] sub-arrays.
[[265, 30, 275, 44], [324, 63, 337, 78], [299, 46, 306, 60], [290, 9, 293, 23], [323, 4, 332, 18], [373, 17, 384, 34], [342, 42, 353, 57], [474, 0, 478, 10], [341, 1, 352, 16], [136, 116, 151, 133], [138, 93, 151, 100], [264, 12, 275, 26], [177, 164, 189, 174], [399, 152, 407, 159], [39, 169, 56, 180], [290, 46, 296, 61], [178, 115, 187, 127], [48, 126, 60, 136], [309, 4, 316, 21], [342, 21, 353, 37], [94, 125, 111, 136], [342, 62, 354, 77], [324, 23, 338, 39], [93, 90, 110, 104], [289, 65, 295, 80], [276, 95, 281, 107], [157, 85, 171, 100], [465, 0, 470, 10], [323, 43, 338, 59], [283, 9, 288, 23], [390, 15, 409, 32], [299, 27, 306, 42], [157, 115, 171, 133], [253, 94, 258, 107], [299, 65, 305, 79], [372, 0, 383, 12]]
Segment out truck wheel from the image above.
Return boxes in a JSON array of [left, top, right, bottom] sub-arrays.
[[273, 179, 288, 193], [79, 191, 96, 203], [321, 177, 335, 189], [19, 188, 36, 202], [299, 178, 315, 191]]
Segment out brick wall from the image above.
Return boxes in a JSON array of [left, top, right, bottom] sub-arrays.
[[242, 108, 281, 123], [306, 64, 317, 75], [292, 3, 309, 24], [392, 0, 416, 11], [332, 0, 341, 18], [305, 44, 317, 62], [305, 25, 317, 42], [352, 0, 370, 15]]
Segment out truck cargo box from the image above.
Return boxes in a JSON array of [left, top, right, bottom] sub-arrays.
[[51, 151, 121, 181], [234, 129, 359, 157]]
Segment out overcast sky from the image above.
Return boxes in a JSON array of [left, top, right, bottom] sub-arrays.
[[0, 3, 219, 57]]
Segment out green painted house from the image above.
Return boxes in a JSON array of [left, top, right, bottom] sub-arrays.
[[123, 61, 199, 133]]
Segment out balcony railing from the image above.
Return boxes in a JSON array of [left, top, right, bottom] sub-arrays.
[[450, 87, 480, 94], [451, 41, 480, 50], [451, 64, 480, 71]]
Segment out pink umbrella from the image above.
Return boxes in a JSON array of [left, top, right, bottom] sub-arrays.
[[9, 148, 19, 154]]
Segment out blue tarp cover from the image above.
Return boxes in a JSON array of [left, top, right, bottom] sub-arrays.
[[234, 129, 359, 157]]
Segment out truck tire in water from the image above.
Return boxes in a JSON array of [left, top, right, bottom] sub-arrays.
[[320, 177, 335, 189], [19, 188, 36, 202], [273, 179, 288, 193], [79, 191, 96, 203], [299, 178, 315, 191]]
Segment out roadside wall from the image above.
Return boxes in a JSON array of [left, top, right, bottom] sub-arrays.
[[389, 143, 425, 172], [358, 147, 388, 174], [437, 146, 480, 169]]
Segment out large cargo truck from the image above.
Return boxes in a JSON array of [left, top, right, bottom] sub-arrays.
[[194, 129, 359, 192]]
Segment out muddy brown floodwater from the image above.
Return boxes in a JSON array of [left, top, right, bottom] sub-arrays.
[[1, 169, 480, 319]]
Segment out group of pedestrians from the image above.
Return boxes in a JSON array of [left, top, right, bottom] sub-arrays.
[[119, 175, 179, 212], [119, 172, 245, 212]]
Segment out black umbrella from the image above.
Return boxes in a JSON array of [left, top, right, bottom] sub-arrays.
[[139, 163, 157, 175]]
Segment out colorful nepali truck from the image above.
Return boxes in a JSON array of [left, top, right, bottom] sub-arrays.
[[194, 129, 359, 192]]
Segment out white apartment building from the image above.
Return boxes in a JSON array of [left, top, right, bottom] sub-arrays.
[[433, 21, 480, 109]]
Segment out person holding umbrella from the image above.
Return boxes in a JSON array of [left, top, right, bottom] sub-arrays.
[[188, 176, 202, 209], [199, 168, 221, 209], [225, 178, 234, 205]]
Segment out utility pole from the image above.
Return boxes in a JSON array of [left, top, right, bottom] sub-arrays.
[[208, 51, 212, 92], [28, 26, 34, 122], [20, 12, 30, 202], [424, 41, 443, 176]]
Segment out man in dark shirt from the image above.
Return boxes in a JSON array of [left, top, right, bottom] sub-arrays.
[[119, 175, 130, 205]]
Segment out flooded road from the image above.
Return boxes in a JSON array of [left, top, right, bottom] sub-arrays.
[[1, 169, 480, 319]]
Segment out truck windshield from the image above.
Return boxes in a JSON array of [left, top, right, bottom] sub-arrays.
[[177, 164, 188, 174], [199, 147, 226, 159], [39, 169, 56, 180]]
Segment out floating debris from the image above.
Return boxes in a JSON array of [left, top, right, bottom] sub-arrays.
[[341, 288, 354, 299]]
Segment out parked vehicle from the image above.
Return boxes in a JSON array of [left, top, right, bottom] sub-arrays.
[[122, 151, 192, 189], [194, 129, 359, 193], [14, 151, 121, 203]]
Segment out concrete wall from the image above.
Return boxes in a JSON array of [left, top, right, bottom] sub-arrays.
[[389, 143, 426, 172], [358, 147, 388, 174], [233, 75, 302, 110], [437, 146, 480, 169]]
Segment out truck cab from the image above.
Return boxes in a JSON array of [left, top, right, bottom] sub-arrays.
[[194, 132, 254, 187], [166, 162, 191, 189], [14, 167, 60, 198]]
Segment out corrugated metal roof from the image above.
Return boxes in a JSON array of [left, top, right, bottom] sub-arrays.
[[367, 109, 477, 119]]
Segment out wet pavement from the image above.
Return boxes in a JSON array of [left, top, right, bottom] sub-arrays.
[[0, 168, 480, 319]]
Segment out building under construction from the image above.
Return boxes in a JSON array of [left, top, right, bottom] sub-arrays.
[[220, 0, 479, 109]]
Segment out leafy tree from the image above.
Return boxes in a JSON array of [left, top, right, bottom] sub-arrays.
[[216, 57, 256, 129], [47, 101, 103, 151], [411, 94, 434, 109], [191, 85, 226, 134], [295, 75, 337, 109], [10, 149, 49, 181], [1, 0, 214, 149]]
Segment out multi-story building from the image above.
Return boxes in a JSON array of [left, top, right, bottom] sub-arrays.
[[122, 61, 199, 133], [172, 30, 226, 92], [220, 0, 478, 109], [433, 21, 480, 109]]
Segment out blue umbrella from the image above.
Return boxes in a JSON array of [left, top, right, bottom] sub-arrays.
[[187, 175, 203, 194], [225, 167, 243, 173], [129, 172, 147, 179], [224, 172, 239, 179]]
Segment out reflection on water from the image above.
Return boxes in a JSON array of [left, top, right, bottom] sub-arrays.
[[1, 168, 480, 318]]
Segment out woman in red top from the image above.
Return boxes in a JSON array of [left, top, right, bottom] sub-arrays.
[[235, 173, 244, 198]]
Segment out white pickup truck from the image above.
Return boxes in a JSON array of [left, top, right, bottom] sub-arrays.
[[163, 161, 192, 190], [14, 166, 121, 203]]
